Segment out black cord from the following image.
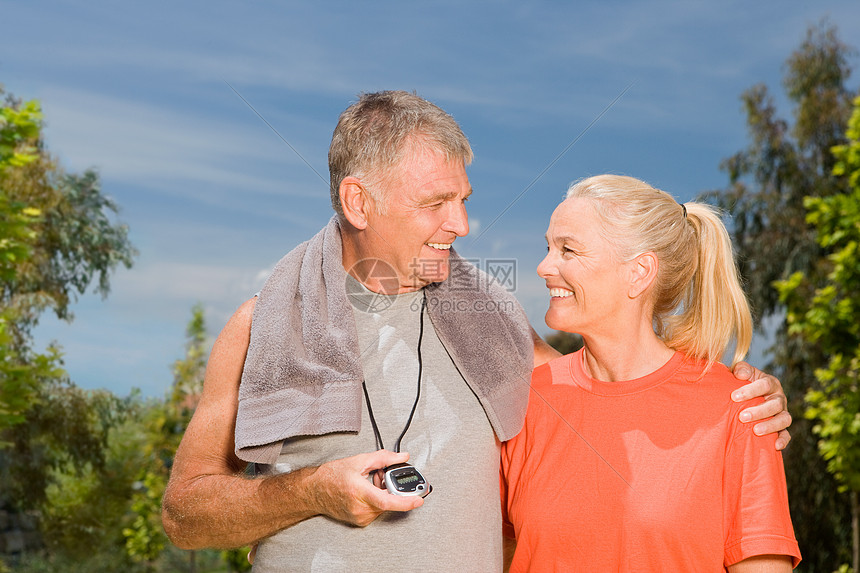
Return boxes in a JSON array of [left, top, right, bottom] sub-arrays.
[[394, 291, 426, 453], [362, 380, 385, 451], [362, 290, 427, 454]]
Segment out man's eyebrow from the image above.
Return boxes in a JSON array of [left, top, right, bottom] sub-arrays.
[[418, 187, 473, 205]]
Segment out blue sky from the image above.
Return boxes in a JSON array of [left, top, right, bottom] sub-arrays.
[[2, 0, 858, 397]]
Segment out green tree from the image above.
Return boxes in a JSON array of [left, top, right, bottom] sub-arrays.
[[0, 85, 137, 569], [0, 88, 52, 437], [0, 87, 136, 346], [0, 95, 40, 169], [777, 94, 860, 573], [124, 304, 208, 570], [35, 389, 144, 563], [703, 22, 857, 570]]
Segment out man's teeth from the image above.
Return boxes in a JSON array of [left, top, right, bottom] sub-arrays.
[[549, 288, 574, 298], [426, 242, 452, 250]]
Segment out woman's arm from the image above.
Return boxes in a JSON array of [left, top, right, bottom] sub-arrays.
[[728, 554, 794, 572]]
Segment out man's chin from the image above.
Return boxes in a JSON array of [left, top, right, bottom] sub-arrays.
[[421, 268, 450, 285], [405, 272, 448, 290]]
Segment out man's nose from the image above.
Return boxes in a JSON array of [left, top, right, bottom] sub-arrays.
[[444, 200, 470, 237]]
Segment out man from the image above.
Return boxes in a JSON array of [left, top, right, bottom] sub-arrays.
[[161, 91, 790, 572]]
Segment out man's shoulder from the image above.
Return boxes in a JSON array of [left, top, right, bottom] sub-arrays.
[[234, 296, 257, 327], [218, 297, 257, 348]]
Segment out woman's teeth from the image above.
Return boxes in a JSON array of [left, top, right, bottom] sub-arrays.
[[549, 288, 574, 298]]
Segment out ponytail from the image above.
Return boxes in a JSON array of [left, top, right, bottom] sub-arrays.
[[664, 203, 752, 367]]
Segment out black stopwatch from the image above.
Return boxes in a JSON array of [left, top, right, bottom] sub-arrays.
[[383, 463, 432, 497]]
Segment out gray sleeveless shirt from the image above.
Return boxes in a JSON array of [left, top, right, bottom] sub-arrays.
[[252, 280, 502, 572]]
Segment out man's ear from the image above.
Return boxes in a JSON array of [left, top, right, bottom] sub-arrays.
[[340, 176, 370, 230], [628, 252, 658, 299]]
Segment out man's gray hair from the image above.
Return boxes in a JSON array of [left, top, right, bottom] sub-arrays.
[[328, 90, 473, 217]]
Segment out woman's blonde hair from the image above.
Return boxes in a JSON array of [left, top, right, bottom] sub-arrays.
[[565, 174, 752, 367]]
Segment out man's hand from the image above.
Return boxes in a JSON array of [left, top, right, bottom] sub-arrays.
[[311, 450, 425, 527], [731, 361, 792, 450]]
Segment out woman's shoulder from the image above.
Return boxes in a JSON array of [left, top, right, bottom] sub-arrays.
[[529, 349, 582, 390], [675, 355, 766, 413]]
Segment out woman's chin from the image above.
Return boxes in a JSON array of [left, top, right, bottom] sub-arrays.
[[544, 312, 574, 333]]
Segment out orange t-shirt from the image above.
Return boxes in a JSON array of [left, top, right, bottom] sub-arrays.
[[501, 350, 801, 572]]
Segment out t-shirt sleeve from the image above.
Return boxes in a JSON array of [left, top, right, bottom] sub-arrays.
[[500, 364, 551, 542], [723, 416, 801, 568]]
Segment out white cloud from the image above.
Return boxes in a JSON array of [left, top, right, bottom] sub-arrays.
[[39, 87, 325, 195], [109, 260, 267, 311]]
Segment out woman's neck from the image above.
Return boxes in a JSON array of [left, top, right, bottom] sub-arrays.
[[579, 324, 676, 383]]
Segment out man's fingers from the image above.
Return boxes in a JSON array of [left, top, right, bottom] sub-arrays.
[[361, 480, 425, 512], [731, 374, 780, 402], [775, 429, 792, 451], [731, 360, 755, 381], [739, 395, 784, 423], [359, 449, 410, 476], [750, 410, 793, 437]]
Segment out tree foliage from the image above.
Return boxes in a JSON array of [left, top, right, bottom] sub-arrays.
[[124, 304, 209, 569], [703, 22, 858, 570], [777, 94, 860, 572], [35, 391, 143, 561], [0, 85, 252, 571], [1, 146, 137, 331], [708, 22, 855, 317], [0, 89, 51, 437], [0, 85, 139, 567]]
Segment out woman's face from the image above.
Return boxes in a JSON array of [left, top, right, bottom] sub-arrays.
[[536, 197, 633, 337]]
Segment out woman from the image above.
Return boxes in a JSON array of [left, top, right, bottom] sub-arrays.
[[501, 175, 800, 571]]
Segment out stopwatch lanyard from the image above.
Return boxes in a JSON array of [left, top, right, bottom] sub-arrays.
[[361, 290, 427, 454]]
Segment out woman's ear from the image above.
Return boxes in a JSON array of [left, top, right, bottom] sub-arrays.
[[628, 252, 658, 299], [340, 176, 370, 230]]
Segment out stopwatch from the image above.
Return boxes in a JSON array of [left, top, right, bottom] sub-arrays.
[[383, 463, 432, 497]]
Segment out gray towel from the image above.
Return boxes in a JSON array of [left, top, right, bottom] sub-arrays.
[[235, 216, 533, 463]]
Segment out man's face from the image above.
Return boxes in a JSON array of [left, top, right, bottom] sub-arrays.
[[359, 144, 472, 293]]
